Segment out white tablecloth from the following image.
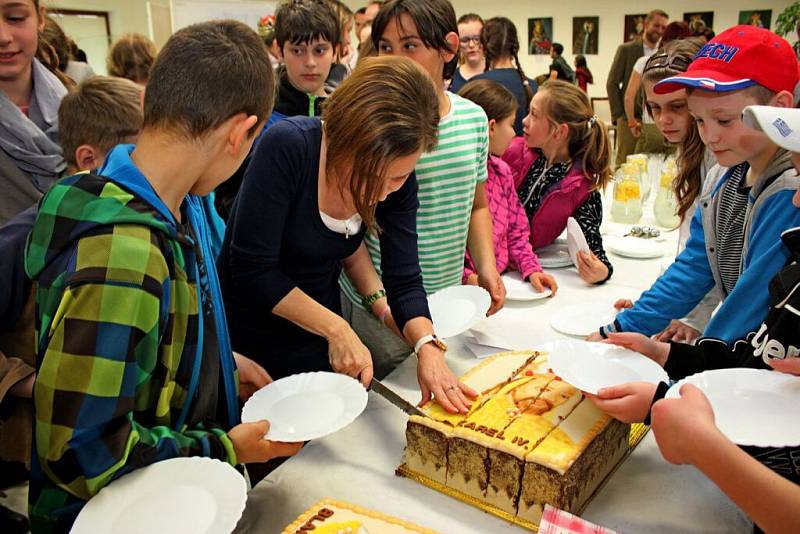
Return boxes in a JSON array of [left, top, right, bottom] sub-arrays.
[[234, 198, 752, 533]]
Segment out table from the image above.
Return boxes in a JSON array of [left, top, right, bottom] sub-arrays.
[[234, 207, 753, 533]]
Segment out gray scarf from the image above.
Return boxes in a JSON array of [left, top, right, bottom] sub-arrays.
[[0, 59, 67, 191]]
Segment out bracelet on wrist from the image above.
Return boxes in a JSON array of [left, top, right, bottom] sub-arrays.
[[361, 288, 386, 308]]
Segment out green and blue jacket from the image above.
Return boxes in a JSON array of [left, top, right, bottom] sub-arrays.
[[25, 145, 240, 532]]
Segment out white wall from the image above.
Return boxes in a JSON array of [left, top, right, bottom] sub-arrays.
[[45, 0, 157, 40], [345, 0, 795, 98], [46, 0, 796, 100]]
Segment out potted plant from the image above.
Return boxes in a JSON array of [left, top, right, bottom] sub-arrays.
[[776, 2, 800, 58]]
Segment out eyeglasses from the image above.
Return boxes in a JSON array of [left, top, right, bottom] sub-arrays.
[[459, 35, 481, 45], [643, 51, 693, 73]]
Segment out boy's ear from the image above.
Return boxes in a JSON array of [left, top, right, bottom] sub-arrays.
[[488, 118, 497, 136], [771, 90, 794, 109], [74, 145, 102, 172], [442, 31, 459, 64], [227, 113, 260, 156]]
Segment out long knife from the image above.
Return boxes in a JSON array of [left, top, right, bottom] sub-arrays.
[[369, 378, 427, 417]]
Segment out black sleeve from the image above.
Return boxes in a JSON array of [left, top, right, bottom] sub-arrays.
[[225, 120, 304, 311], [643, 381, 670, 426], [664, 337, 757, 380], [0, 206, 36, 332], [573, 191, 613, 283], [376, 173, 430, 331]]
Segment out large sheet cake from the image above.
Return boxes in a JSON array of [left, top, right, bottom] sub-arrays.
[[400, 351, 630, 525]]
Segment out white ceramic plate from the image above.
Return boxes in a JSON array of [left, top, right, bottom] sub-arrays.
[[550, 301, 619, 337], [535, 240, 573, 269], [566, 217, 590, 266], [502, 271, 552, 301], [542, 339, 668, 395], [428, 285, 490, 338], [606, 236, 664, 259], [667, 368, 800, 447], [72, 457, 247, 534], [241, 371, 367, 442]]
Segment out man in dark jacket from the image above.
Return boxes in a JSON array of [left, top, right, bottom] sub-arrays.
[[606, 9, 667, 166]]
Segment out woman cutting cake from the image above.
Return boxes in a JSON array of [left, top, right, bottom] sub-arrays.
[[218, 57, 476, 414]]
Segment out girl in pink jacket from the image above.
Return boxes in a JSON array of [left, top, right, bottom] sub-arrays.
[[459, 80, 558, 294], [504, 80, 614, 284]]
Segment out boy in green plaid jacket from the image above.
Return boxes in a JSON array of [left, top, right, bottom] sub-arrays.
[[24, 21, 302, 532]]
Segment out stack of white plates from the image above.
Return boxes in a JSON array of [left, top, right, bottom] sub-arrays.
[[536, 240, 572, 269]]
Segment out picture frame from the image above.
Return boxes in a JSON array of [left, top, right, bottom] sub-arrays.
[[572, 16, 599, 55], [528, 17, 554, 55]]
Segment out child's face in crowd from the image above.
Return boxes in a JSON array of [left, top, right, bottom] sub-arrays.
[[457, 20, 483, 64], [281, 37, 334, 96], [374, 149, 422, 203], [0, 0, 43, 83], [688, 89, 773, 169], [644, 80, 691, 144], [522, 90, 557, 150], [378, 13, 455, 85], [489, 114, 516, 156]]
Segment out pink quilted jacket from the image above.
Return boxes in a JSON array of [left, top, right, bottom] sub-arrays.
[[501, 137, 594, 250], [463, 155, 541, 282]]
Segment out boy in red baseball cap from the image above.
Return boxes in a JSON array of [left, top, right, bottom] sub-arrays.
[[592, 25, 800, 350], [587, 102, 800, 532]]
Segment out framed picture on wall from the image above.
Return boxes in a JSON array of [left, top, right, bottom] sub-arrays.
[[738, 10, 771, 30], [683, 11, 714, 34], [573, 16, 598, 55], [624, 14, 646, 42], [527, 17, 553, 54]]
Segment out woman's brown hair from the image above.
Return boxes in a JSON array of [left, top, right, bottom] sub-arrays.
[[481, 17, 533, 109], [642, 38, 704, 222], [322, 56, 439, 232], [458, 79, 516, 122], [107, 33, 157, 84], [538, 80, 612, 190]]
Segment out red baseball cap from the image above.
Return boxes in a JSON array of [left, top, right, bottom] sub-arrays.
[[655, 25, 799, 94]]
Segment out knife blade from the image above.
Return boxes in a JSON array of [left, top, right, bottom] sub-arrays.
[[369, 378, 427, 417]]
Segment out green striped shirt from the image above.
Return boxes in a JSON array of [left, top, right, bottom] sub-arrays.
[[341, 92, 488, 307]]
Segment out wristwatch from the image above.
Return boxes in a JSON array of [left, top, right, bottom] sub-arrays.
[[413, 334, 448, 356]]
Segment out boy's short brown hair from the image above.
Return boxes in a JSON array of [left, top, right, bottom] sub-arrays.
[[143, 20, 274, 139], [58, 76, 143, 167], [274, 0, 340, 50]]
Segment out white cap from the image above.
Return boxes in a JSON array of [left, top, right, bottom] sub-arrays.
[[742, 105, 800, 153]]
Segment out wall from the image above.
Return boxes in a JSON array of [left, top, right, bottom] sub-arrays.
[[344, 0, 794, 99], [45, 0, 156, 40], [45, 0, 796, 100]]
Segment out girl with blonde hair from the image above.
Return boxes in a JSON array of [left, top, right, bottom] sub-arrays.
[[503, 80, 614, 284]]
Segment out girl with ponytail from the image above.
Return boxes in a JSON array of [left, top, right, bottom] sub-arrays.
[[502, 80, 615, 284], [474, 16, 536, 135]]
